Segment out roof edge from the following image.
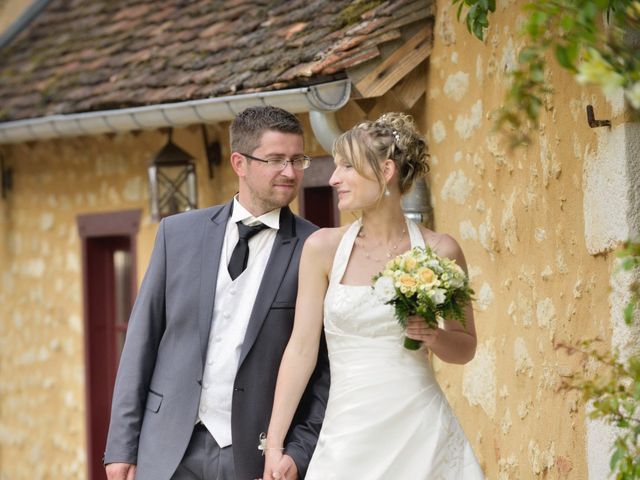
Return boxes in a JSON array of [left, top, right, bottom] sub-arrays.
[[0, 80, 351, 145]]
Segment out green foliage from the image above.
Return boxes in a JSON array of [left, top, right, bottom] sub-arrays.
[[554, 242, 640, 479], [452, 0, 496, 40], [617, 241, 640, 325], [559, 337, 640, 479], [455, 0, 640, 146]]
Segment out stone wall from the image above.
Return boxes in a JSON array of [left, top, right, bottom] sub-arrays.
[[419, 1, 638, 478]]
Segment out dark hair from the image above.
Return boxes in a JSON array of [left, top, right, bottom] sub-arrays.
[[333, 112, 429, 197], [230, 106, 303, 154]]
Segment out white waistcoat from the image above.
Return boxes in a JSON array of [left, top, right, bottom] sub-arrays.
[[198, 200, 278, 447]]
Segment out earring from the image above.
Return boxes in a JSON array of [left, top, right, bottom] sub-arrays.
[[384, 186, 391, 197]]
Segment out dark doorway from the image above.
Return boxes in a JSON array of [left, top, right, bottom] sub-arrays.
[[77, 210, 141, 480], [299, 156, 339, 227], [302, 186, 336, 228]]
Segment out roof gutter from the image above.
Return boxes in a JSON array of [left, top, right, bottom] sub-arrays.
[[0, 79, 350, 152]]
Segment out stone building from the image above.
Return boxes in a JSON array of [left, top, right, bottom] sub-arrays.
[[0, 0, 638, 479]]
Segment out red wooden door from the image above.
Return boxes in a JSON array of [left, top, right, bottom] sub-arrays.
[[299, 156, 339, 227], [77, 211, 140, 480]]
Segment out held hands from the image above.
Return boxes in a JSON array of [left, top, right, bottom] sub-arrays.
[[105, 462, 136, 480], [405, 315, 440, 347], [261, 452, 298, 480]]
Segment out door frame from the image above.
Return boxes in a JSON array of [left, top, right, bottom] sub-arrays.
[[76, 209, 141, 479]]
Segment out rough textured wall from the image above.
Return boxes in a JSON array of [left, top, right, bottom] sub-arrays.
[[420, 0, 627, 478], [0, 117, 324, 479], [0, 0, 33, 32], [0, 132, 159, 479]]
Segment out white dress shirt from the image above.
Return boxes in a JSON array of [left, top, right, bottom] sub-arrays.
[[198, 197, 280, 447]]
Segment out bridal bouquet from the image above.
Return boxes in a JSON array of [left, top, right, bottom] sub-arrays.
[[373, 246, 474, 350]]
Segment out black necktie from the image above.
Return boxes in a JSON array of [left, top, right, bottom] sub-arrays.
[[228, 222, 268, 280]]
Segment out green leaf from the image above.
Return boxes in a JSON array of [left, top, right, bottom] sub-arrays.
[[555, 45, 574, 69], [610, 445, 623, 470], [623, 302, 635, 325]]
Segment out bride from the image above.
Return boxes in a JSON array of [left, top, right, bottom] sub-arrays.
[[263, 113, 484, 479]]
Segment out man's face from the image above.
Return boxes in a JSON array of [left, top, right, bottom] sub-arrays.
[[235, 130, 305, 216]]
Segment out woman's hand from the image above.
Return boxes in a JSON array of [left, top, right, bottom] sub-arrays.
[[405, 315, 440, 347], [262, 451, 299, 480], [262, 448, 283, 480]]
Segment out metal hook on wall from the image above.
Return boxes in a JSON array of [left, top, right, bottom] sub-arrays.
[[586, 105, 611, 128]]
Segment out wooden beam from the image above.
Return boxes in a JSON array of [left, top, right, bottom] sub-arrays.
[[390, 60, 427, 110], [353, 25, 432, 99]]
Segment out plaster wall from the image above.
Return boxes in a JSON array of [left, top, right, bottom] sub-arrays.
[[419, 1, 635, 478]]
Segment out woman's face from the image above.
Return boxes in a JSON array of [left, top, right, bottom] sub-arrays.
[[329, 154, 382, 211]]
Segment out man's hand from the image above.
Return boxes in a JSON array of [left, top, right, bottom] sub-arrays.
[[105, 462, 136, 480]]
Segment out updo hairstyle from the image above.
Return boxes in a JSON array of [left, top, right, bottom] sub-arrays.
[[332, 112, 429, 196]]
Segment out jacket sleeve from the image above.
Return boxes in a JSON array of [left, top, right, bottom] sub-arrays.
[[103, 220, 168, 465], [283, 332, 330, 478]]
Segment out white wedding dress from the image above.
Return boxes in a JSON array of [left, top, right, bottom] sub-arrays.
[[305, 219, 484, 480]]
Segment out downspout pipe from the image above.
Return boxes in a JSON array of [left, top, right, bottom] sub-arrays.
[[0, 80, 351, 145], [309, 110, 343, 154]]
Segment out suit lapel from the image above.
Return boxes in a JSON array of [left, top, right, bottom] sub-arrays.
[[198, 200, 232, 365], [238, 207, 298, 368]]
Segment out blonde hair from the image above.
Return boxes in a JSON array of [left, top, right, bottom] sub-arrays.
[[332, 112, 429, 197]]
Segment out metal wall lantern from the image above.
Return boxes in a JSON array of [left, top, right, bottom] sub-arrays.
[[148, 129, 197, 222]]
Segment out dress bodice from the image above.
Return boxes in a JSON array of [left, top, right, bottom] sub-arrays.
[[323, 218, 425, 339]]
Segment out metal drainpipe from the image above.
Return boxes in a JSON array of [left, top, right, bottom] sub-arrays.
[[402, 177, 434, 228], [308, 110, 342, 154], [309, 110, 433, 227]]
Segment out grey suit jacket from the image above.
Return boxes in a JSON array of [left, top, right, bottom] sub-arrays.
[[104, 201, 329, 480]]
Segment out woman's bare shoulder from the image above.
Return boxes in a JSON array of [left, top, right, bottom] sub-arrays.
[[417, 225, 465, 263], [304, 225, 350, 256]]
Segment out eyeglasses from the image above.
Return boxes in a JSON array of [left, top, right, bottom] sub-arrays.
[[241, 152, 311, 171]]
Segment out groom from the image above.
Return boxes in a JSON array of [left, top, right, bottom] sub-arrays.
[[104, 106, 329, 480]]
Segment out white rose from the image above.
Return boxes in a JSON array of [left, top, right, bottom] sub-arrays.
[[426, 259, 443, 273], [374, 276, 396, 303], [429, 288, 447, 305]]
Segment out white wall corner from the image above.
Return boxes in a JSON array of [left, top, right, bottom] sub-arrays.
[[586, 412, 620, 480], [582, 123, 640, 254], [583, 122, 640, 479], [624, 122, 640, 243], [610, 262, 640, 362]]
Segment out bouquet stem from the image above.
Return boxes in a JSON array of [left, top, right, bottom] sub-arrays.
[[403, 336, 422, 350]]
